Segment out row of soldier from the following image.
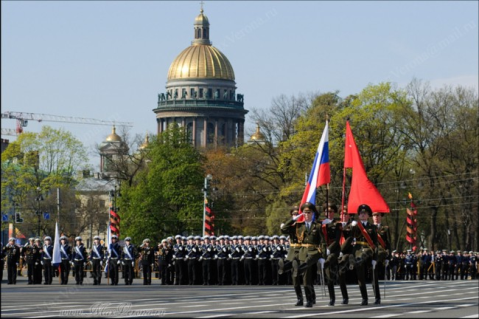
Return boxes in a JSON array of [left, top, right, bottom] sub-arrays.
[[278, 202, 479, 309], [1, 215, 478, 290]]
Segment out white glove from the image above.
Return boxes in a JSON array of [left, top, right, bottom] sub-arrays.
[[214, 255, 218, 260], [121, 261, 125, 266], [100, 261, 103, 267], [236, 247, 240, 252], [293, 213, 304, 221], [319, 258, 325, 267], [192, 248, 196, 253], [131, 262, 134, 267], [327, 249, 330, 256], [207, 248, 211, 252], [322, 218, 331, 225], [280, 223, 285, 229], [41, 261, 44, 266], [372, 260, 377, 269], [185, 255, 189, 260], [270, 254, 274, 259], [339, 252, 344, 258], [351, 221, 358, 226], [385, 259, 389, 266], [228, 254, 232, 259], [117, 260, 121, 265]]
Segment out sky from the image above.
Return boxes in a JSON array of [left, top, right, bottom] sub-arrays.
[[2, 1, 478, 170]]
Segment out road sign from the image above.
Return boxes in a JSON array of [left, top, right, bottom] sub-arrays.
[[2, 214, 8, 222], [43, 212, 50, 220]]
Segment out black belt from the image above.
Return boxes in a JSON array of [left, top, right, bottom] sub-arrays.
[[92, 257, 101, 260], [74, 259, 84, 261]]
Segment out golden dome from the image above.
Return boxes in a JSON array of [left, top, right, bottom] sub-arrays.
[[250, 123, 266, 141], [105, 126, 122, 142], [195, 10, 209, 24], [167, 45, 235, 81], [139, 132, 149, 150]]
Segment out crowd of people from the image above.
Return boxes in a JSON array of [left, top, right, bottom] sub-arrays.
[[1, 203, 478, 307]]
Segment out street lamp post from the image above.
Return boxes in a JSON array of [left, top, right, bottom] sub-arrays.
[[202, 174, 212, 237], [35, 187, 44, 237]]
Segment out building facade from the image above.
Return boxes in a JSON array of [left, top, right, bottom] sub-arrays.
[[153, 8, 248, 148]]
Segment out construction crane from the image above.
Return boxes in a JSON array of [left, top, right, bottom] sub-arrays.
[[1, 111, 133, 136]]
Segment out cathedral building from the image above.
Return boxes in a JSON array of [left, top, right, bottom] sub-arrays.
[[153, 8, 248, 148]]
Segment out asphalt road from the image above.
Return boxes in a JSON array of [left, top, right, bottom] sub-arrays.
[[1, 272, 478, 318]]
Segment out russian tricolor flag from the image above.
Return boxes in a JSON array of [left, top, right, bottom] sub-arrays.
[[298, 121, 330, 221]]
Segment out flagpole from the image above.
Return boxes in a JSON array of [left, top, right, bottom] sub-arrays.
[[341, 168, 347, 219]]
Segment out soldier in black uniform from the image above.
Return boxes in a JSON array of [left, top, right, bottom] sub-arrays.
[[441, 249, 449, 280], [390, 250, 399, 280], [6, 237, 20, 284], [215, 236, 229, 285], [470, 251, 477, 280], [0, 242, 5, 283], [186, 236, 199, 285], [108, 234, 121, 285], [270, 235, 285, 285], [200, 235, 215, 285], [23, 238, 36, 284], [241, 236, 256, 285], [157, 239, 169, 285], [229, 235, 242, 285], [138, 238, 154, 285], [256, 235, 271, 285], [71, 236, 87, 285], [41, 236, 54, 285], [33, 238, 43, 284], [173, 235, 186, 285], [89, 235, 105, 285], [59, 236, 71, 285], [404, 250, 413, 280], [121, 237, 136, 285], [448, 250, 457, 280]]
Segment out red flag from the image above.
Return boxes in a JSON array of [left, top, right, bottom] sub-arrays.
[[344, 121, 390, 214]]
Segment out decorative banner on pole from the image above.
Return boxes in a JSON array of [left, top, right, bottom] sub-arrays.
[[110, 207, 120, 238], [406, 192, 418, 252], [204, 201, 215, 236]]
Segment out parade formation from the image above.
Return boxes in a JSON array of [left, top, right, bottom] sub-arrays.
[[2, 203, 478, 309]]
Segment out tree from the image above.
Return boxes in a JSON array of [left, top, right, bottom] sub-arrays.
[[1, 126, 88, 237], [119, 125, 205, 243]]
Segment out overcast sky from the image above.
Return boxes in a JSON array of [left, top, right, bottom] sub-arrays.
[[2, 1, 478, 169]]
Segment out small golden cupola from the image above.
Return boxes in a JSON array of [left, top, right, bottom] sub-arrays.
[[249, 123, 267, 144], [105, 125, 122, 142], [139, 132, 150, 150]]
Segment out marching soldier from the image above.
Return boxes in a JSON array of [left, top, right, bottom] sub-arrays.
[[434, 250, 442, 280], [187, 236, 201, 285], [345, 204, 380, 305], [448, 250, 457, 280], [59, 236, 72, 284], [270, 235, 285, 285], [390, 251, 399, 281], [89, 235, 105, 285], [108, 234, 121, 285], [72, 236, 87, 285], [173, 235, 186, 285], [372, 212, 391, 281], [279, 206, 303, 292], [200, 235, 215, 285], [404, 250, 414, 280], [6, 237, 20, 285], [321, 204, 346, 306], [229, 235, 243, 285], [215, 236, 229, 285], [33, 238, 43, 284], [41, 236, 54, 285], [139, 238, 154, 285], [256, 235, 271, 285], [121, 237, 136, 285], [470, 251, 477, 280], [241, 236, 256, 285], [283, 202, 323, 308], [23, 238, 36, 285], [0, 242, 5, 283], [158, 239, 170, 285]]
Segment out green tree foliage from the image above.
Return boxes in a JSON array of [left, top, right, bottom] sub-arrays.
[[1, 126, 88, 237], [119, 125, 205, 243]]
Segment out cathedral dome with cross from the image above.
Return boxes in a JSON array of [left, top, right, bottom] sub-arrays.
[[153, 5, 248, 148]]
